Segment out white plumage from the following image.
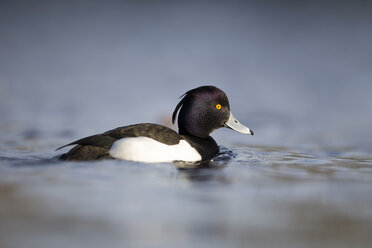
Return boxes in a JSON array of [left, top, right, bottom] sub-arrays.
[[109, 137, 202, 163]]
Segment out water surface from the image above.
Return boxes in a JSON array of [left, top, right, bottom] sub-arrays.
[[1, 137, 372, 248]]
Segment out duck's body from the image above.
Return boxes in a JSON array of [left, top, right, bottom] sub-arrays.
[[59, 123, 218, 162], [57, 86, 253, 162]]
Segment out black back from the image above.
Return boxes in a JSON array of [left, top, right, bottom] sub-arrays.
[[57, 124, 182, 160]]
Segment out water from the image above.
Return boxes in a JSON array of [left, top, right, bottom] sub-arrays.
[[1, 1, 372, 248], [1, 142, 372, 248]]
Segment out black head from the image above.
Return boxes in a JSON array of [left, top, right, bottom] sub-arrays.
[[172, 86, 231, 138]]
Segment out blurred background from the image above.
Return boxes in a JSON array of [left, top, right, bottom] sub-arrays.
[[1, 0, 371, 149], [1, 1, 372, 248]]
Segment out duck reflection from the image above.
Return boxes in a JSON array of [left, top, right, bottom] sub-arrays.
[[174, 160, 230, 184]]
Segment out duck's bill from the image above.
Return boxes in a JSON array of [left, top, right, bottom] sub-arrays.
[[224, 112, 254, 135]]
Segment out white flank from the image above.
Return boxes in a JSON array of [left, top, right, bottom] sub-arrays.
[[109, 137, 202, 163]]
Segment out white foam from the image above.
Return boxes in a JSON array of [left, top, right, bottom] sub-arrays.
[[109, 137, 202, 163]]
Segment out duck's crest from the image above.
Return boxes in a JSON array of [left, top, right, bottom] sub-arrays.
[[172, 92, 187, 124]]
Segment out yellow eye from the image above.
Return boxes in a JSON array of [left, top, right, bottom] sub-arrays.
[[216, 104, 222, 110]]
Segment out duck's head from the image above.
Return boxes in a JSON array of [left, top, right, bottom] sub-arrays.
[[172, 86, 254, 138]]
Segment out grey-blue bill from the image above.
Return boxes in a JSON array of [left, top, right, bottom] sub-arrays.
[[224, 112, 254, 135]]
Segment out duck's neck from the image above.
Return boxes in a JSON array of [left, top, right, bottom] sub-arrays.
[[177, 116, 212, 139]]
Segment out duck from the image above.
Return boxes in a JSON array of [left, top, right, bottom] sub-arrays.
[[57, 85, 253, 162]]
